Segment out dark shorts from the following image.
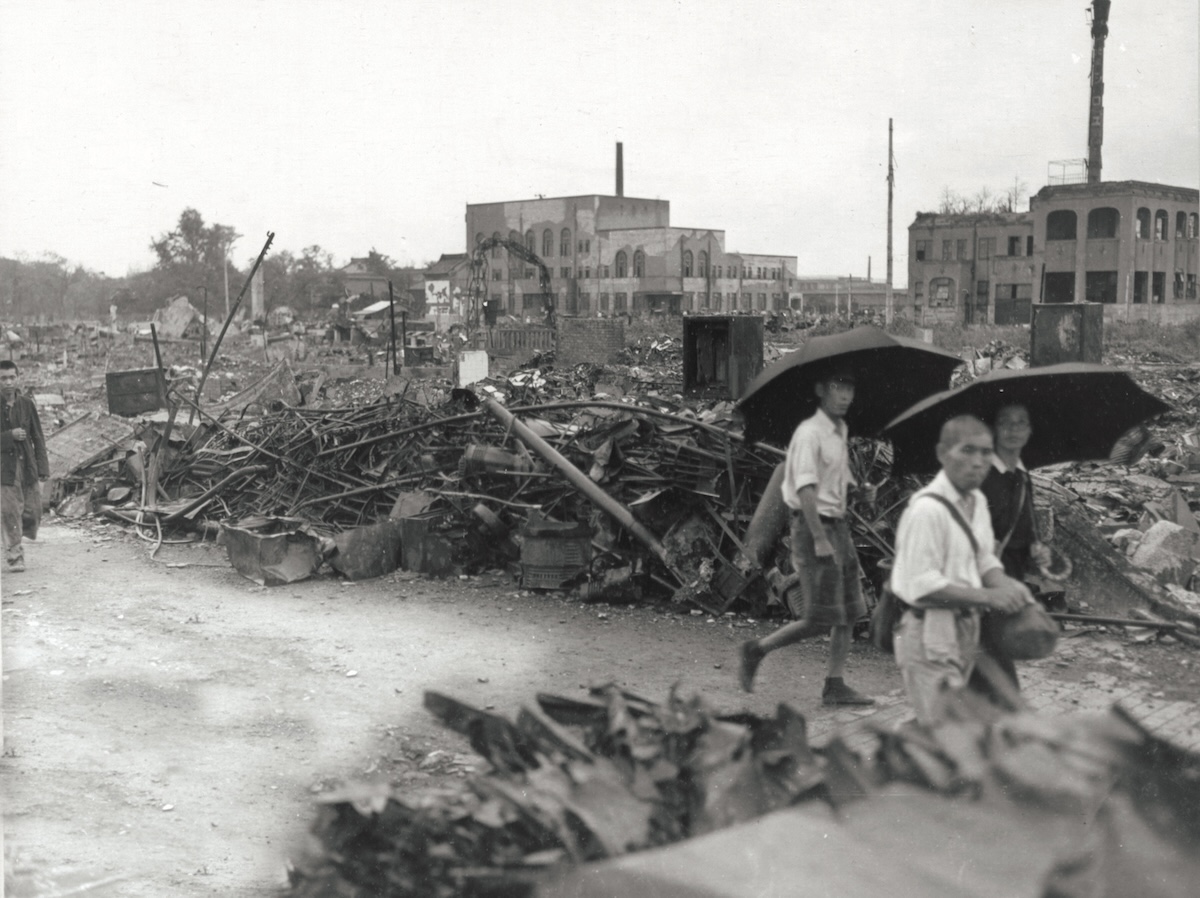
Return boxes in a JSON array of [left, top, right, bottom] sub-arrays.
[[788, 511, 867, 628]]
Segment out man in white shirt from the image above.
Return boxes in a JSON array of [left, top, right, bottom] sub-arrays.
[[738, 367, 876, 706], [890, 415, 1034, 724]]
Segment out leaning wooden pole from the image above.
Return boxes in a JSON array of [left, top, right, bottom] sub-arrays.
[[480, 396, 682, 583], [146, 232, 274, 505], [189, 232, 275, 426]]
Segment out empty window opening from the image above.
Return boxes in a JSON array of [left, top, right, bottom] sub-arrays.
[[929, 277, 954, 307], [1085, 270, 1119, 303], [1087, 208, 1120, 239], [1044, 272, 1075, 303], [1155, 210, 1169, 241], [1135, 208, 1151, 240], [1046, 211, 1077, 240], [1134, 271, 1148, 304]]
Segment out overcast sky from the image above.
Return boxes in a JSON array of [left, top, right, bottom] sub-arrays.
[[2, 0, 1196, 285]]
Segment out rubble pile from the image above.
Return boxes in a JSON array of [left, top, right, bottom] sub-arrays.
[[63, 362, 800, 608], [953, 337, 1029, 382], [42, 317, 1200, 624], [286, 685, 1200, 898]]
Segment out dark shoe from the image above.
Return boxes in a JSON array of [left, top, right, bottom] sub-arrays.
[[7, 560, 25, 573], [739, 641, 764, 692], [822, 678, 875, 706]]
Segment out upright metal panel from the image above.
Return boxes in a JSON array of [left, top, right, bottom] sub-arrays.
[[682, 316, 764, 399], [1030, 303, 1103, 366]]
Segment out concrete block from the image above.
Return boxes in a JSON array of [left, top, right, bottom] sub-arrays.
[[1142, 520, 1200, 560], [1130, 521, 1200, 586]]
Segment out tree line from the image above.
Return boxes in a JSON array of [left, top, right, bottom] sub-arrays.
[[936, 177, 1030, 216], [1, 208, 424, 324]]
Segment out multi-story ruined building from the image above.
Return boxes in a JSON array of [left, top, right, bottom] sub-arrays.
[[463, 193, 798, 318], [907, 182, 1199, 326], [907, 210, 1037, 325], [1034, 181, 1198, 308]]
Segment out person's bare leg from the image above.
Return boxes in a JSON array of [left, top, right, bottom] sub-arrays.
[[759, 618, 824, 652], [821, 624, 874, 705], [826, 624, 849, 679], [739, 618, 825, 692]]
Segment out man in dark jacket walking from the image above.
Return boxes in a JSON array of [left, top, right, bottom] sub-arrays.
[[1, 360, 49, 572]]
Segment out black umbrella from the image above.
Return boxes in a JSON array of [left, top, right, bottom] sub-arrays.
[[881, 362, 1172, 474], [736, 325, 964, 446]]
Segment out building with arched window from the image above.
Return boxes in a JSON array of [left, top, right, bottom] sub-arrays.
[[1034, 181, 1198, 308], [909, 180, 1199, 325], [463, 193, 798, 317]]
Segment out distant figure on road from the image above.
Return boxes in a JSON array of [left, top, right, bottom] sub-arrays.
[[1, 360, 49, 573], [738, 366, 876, 706], [889, 415, 1034, 724]]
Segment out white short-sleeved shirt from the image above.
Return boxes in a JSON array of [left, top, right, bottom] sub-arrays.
[[890, 470, 1004, 663], [781, 407, 854, 517]]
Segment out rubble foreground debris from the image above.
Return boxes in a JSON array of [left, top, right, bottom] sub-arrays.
[[285, 685, 1200, 898]]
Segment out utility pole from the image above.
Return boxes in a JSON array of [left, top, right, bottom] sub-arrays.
[[886, 117, 895, 326], [223, 240, 231, 319]]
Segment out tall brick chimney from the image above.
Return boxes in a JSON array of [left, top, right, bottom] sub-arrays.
[[616, 142, 624, 197], [1087, 1, 1112, 185]]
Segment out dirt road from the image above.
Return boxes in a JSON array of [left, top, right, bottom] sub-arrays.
[[5, 517, 1199, 896], [2, 519, 900, 896]]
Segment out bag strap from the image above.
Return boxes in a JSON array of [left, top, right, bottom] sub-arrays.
[[995, 473, 1028, 556], [918, 492, 979, 555]]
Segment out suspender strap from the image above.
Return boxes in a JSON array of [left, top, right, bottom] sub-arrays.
[[919, 492, 979, 555]]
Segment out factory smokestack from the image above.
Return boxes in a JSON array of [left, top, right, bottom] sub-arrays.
[[1087, 0, 1111, 185], [616, 142, 624, 197]]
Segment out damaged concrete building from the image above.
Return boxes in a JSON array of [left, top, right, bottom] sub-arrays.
[[907, 2, 1199, 328], [907, 183, 1200, 327], [463, 146, 798, 319]]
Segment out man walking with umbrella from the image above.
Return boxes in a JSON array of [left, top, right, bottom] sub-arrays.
[[738, 366, 876, 705], [890, 415, 1035, 724]]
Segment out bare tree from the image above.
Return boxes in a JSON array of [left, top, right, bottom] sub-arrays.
[[999, 175, 1029, 213], [938, 177, 1030, 215]]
